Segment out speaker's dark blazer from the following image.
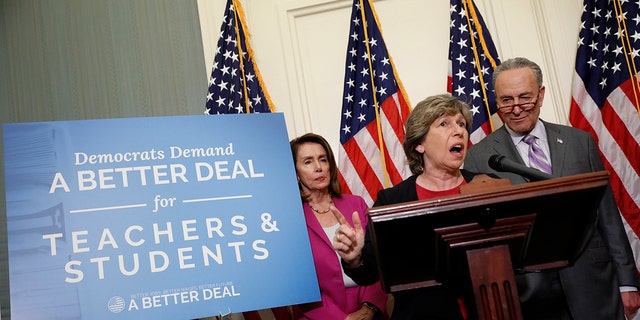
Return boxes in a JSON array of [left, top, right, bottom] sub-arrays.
[[343, 170, 487, 320], [464, 121, 639, 319]]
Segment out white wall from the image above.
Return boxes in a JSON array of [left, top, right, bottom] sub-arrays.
[[197, 0, 582, 153]]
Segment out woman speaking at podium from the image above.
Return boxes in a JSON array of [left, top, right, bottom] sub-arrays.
[[332, 94, 493, 320]]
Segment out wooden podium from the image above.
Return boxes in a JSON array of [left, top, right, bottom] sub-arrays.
[[366, 171, 610, 320]]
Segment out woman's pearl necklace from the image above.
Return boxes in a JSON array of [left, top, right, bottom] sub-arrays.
[[310, 199, 333, 214]]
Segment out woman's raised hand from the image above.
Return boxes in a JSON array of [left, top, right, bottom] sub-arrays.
[[331, 206, 365, 267]]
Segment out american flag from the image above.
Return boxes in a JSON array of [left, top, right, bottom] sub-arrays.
[[205, 1, 290, 319], [338, 0, 412, 206], [205, 0, 275, 115], [448, 0, 501, 145], [570, 0, 640, 273]]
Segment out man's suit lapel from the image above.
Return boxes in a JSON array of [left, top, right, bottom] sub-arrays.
[[491, 127, 524, 164], [483, 127, 528, 184], [543, 121, 566, 176]]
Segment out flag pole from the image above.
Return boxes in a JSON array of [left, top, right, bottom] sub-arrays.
[[358, 0, 391, 188], [612, 0, 640, 115], [232, 0, 252, 113], [462, 0, 498, 131]]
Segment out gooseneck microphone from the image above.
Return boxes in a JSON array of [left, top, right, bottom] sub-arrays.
[[488, 154, 555, 181]]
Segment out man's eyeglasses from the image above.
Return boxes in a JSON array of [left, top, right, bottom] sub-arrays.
[[497, 91, 540, 114]]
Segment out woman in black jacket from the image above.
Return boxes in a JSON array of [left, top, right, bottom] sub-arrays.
[[332, 94, 489, 320]]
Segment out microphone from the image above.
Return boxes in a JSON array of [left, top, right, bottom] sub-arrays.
[[488, 154, 555, 181]]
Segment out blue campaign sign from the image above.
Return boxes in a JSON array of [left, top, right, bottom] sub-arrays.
[[3, 113, 320, 319]]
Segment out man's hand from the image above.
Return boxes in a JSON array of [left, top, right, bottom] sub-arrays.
[[331, 206, 365, 267], [621, 291, 640, 319]]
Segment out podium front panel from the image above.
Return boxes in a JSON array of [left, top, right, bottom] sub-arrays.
[[367, 172, 608, 293]]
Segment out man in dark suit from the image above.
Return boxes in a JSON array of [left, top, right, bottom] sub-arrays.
[[464, 57, 640, 319]]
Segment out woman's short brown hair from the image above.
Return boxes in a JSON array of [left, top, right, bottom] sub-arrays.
[[403, 94, 472, 175]]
